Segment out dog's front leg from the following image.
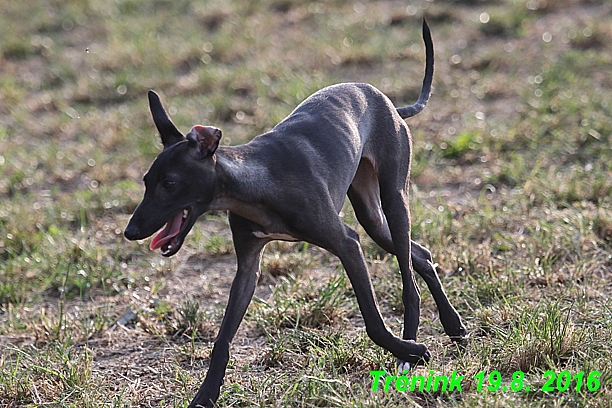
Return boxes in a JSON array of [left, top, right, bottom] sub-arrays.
[[189, 215, 268, 408]]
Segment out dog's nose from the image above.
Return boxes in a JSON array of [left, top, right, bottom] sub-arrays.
[[124, 224, 140, 240]]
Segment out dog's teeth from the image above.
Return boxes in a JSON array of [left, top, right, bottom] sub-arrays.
[[183, 209, 188, 219]]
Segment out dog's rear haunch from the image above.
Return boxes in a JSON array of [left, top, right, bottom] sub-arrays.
[[125, 20, 465, 408]]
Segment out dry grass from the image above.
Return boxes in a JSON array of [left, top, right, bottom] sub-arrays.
[[1, 0, 611, 406]]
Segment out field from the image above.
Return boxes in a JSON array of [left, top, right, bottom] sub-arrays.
[[1, 0, 611, 406]]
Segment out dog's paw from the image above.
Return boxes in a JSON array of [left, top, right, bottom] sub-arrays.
[[421, 348, 432, 363], [396, 359, 412, 374], [405, 340, 431, 364], [396, 344, 432, 374], [448, 323, 468, 341], [447, 325, 469, 352], [394, 340, 431, 370]]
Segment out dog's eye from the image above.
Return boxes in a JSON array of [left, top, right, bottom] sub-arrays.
[[162, 180, 176, 189]]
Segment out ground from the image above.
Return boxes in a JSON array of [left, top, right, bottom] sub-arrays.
[[0, 0, 611, 407]]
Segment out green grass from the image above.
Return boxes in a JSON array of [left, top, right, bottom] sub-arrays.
[[1, 0, 611, 406]]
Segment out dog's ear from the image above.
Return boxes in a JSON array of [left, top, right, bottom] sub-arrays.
[[148, 90, 185, 149], [186, 125, 222, 157]]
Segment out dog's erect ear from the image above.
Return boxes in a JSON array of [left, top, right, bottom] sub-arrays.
[[148, 90, 185, 149], [186, 125, 222, 157]]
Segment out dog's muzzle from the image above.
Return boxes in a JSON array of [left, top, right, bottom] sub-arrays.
[[124, 224, 142, 241]]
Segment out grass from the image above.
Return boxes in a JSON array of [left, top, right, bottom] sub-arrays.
[[1, 0, 611, 406]]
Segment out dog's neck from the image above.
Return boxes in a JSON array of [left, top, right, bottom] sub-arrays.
[[208, 146, 276, 229]]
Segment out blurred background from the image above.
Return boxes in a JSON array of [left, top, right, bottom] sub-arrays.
[[0, 0, 611, 406]]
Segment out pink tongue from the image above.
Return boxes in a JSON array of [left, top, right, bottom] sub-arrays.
[[150, 211, 184, 250]]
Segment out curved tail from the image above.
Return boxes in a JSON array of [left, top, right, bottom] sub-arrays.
[[396, 19, 434, 119]]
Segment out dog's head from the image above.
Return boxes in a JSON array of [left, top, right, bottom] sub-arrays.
[[124, 91, 222, 257]]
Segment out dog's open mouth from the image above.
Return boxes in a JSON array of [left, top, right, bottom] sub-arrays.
[[149, 207, 192, 256]]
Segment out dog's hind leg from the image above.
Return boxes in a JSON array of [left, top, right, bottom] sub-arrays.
[[348, 161, 466, 342], [378, 187, 421, 343], [408, 242, 466, 341], [318, 219, 431, 365]]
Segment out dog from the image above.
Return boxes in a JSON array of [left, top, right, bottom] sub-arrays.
[[125, 20, 465, 408]]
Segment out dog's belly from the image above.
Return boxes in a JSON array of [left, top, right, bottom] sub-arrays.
[[252, 231, 299, 241]]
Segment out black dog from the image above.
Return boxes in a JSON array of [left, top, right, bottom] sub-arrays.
[[125, 20, 465, 407]]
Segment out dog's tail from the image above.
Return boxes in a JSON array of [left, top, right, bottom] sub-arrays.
[[396, 19, 433, 119]]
